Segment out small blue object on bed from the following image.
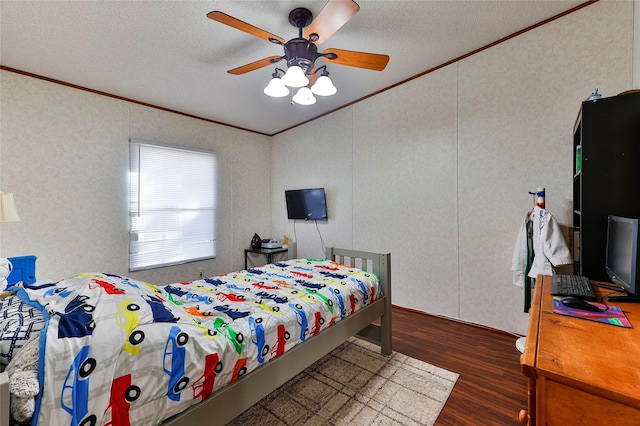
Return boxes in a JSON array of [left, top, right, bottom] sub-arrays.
[[12, 257, 382, 425], [6, 256, 37, 288]]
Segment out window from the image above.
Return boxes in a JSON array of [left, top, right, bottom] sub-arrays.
[[129, 139, 216, 271]]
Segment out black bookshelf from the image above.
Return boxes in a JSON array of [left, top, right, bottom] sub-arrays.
[[573, 91, 640, 281]]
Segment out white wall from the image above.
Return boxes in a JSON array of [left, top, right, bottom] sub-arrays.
[[0, 72, 272, 285], [271, 0, 636, 334]]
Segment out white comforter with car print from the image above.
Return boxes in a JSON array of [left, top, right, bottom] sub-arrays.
[[16, 258, 380, 426]]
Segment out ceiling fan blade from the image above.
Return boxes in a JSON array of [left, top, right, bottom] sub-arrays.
[[304, 0, 360, 45], [321, 48, 389, 71], [228, 56, 282, 75], [207, 11, 285, 44], [307, 68, 320, 87]]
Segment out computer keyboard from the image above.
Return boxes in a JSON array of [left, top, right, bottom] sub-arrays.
[[551, 274, 596, 299]]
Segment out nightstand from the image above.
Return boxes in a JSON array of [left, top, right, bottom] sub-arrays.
[[244, 247, 288, 269]]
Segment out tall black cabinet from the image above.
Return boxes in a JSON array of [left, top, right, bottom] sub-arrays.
[[573, 91, 640, 281]]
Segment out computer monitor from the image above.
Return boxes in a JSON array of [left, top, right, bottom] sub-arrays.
[[605, 215, 640, 302]]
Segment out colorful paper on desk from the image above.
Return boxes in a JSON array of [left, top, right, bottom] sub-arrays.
[[552, 297, 632, 328]]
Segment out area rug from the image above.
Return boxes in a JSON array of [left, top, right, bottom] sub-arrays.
[[227, 337, 459, 426]]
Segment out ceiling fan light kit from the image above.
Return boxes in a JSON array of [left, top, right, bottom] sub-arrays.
[[280, 62, 309, 88], [208, 0, 389, 106], [292, 87, 317, 105], [310, 72, 337, 96], [263, 74, 290, 97]]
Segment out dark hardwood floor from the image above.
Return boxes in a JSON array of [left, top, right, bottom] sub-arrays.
[[391, 307, 528, 426]]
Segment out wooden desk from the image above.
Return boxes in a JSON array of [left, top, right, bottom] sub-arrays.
[[519, 275, 640, 425]]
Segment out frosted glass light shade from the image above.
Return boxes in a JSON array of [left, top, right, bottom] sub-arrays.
[[310, 75, 337, 96], [292, 87, 316, 105], [0, 192, 21, 222], [281, 65, 309, 88], [264, 77, 290, 97]]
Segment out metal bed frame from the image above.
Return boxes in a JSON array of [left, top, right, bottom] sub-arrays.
[[0, 247, 391, 426]]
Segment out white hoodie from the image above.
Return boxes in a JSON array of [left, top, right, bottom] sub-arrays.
[[512, 206, 572, 287]]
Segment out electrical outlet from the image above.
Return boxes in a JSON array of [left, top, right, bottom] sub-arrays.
[[198, 269, 204, 279]]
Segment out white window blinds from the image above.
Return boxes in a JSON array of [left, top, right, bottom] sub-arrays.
[[129, 139, 217, 271]]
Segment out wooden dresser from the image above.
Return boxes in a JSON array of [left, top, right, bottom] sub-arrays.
[[519, 274, 640, 425]]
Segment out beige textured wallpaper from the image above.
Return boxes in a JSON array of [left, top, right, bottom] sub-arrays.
[[0, 72, 271, 284]]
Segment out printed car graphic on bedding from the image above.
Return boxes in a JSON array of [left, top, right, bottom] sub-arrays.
[[56, 295, 96, 338], [163, 325, 190, 402], [251, 299, 283, 315], [230, 357, 248, 383], [115, 299, 144, 355], [213, 304, 250, 321], [88, 278, 126, 295], [249, 316, 269, 363], [144, 295, 179, 323], [310, 311, 324, 336], [213, 317, 244, 354], [103, 373, 140, 426], [270, 324, 290, 359], [61, 345, 97, 426], [43, 285, 73, 298], [304, 288, 334, 313], [216, 291, 247, 302], [332, 288, 347, 319], [288, 303, 309, 341], [192, 352, 223, 401], [255, 291, 288, 304]]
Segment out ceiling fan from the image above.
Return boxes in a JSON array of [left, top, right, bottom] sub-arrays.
[[207, 0, 389, 103]]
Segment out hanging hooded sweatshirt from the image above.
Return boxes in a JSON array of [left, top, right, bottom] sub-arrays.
[[512, 206, 573, 287]]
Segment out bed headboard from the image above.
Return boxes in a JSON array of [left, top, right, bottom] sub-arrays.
[[6, 255, 37, 286]]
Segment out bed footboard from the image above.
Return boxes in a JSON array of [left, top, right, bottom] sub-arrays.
[[325, 247, 392, 355]]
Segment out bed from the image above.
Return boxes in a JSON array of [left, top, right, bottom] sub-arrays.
[[0, 247, 391, 426]]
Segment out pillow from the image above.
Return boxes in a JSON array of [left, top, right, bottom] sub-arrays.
[[0, 295, 44, 372]]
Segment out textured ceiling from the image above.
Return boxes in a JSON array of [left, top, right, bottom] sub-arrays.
[[0, 1, 587, 135]]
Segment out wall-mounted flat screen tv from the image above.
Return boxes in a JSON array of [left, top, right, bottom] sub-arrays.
[[285, 188, 328, 221]]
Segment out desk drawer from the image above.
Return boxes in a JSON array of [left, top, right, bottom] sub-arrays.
[[542, 379, 639, 425]]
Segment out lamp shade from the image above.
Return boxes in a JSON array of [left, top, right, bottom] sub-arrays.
[[311, 75, 337, 96], [0, 192, 21, 222], [292, 87, 316, 105], [281, 65, 309, 88], [264, 77, 290, 97]]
